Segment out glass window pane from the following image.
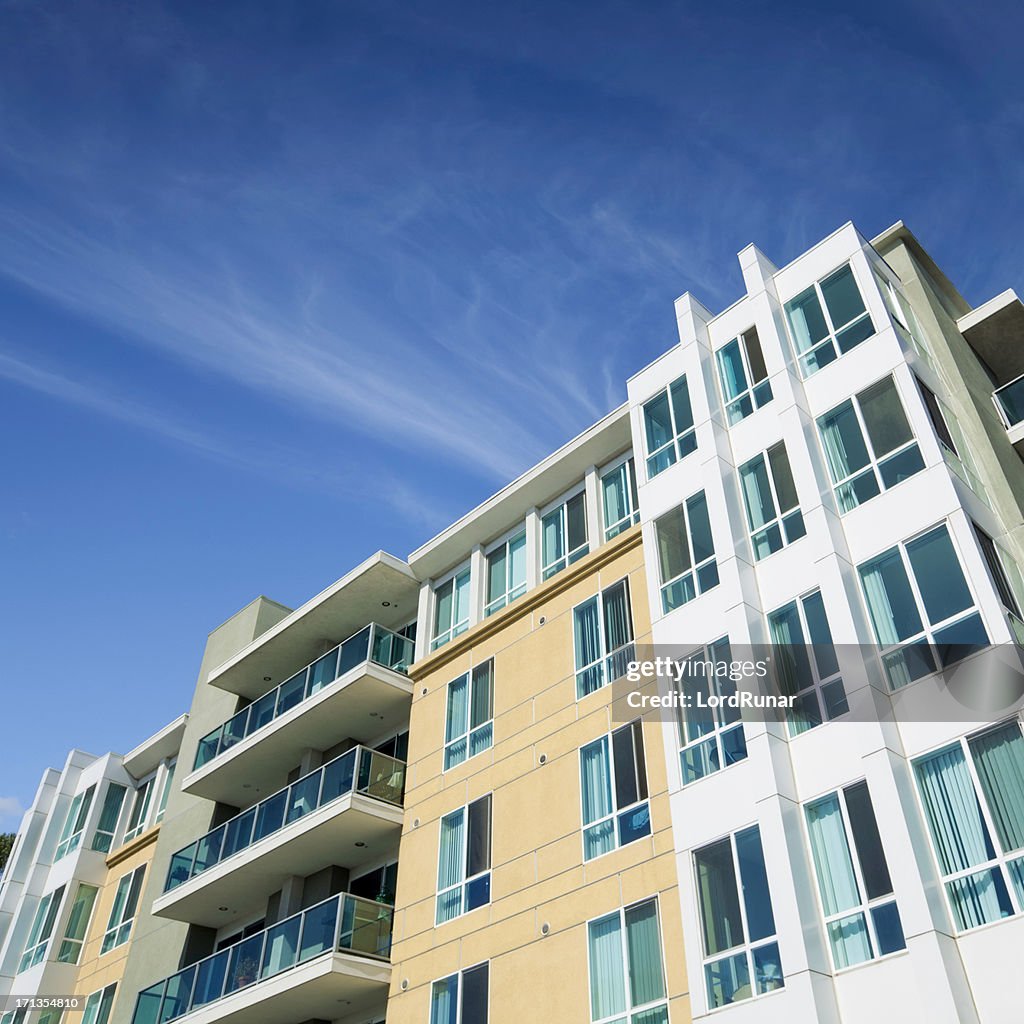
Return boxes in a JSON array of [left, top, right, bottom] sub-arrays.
[[624, 899, 666, 1005], [859, 377, 912, 458], [567, 492, 588, 553], [588, 913, 626, 1019], [735, 826, 776, 942], [656, 507, 690, 582], [844, 781, 893, 899], [744, 327, 767, 383], [643, 391, 673, 454], [686, 492, 714, 565], [906, 526, 973, 626], [462, 963, 489, 1022], [670, 376, 694, 436], [603, 581, 633, 654], [694, 838, 743, 955], [968, 723, 1024, 855], [445, 676, 469, 744], [859, 548, 923, 644], [805, 793, 860, 915], [785, 286, 829, 353], [740, 456, 775, 531], [467, 795, 491, 877], [429, 974, 458, 1024], [486, 547, 506, 605], [767, 443, 798, 513], [871, 901, 907, 955], [612, 725, 639, 809], [819, 402, 871, 482], [828, 913, 872, 968], [821, 265, 866, 328], [717, 339, 747, 401]]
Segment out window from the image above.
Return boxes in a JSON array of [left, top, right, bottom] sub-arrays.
[[805, 782, 905, 968], [859, 523, 988, 690], [573, 579, 635, 698], [92, 783, 127, 853], [695, 826, 783, 1009], [817, 376, 925, 512], [739, 442, 805, 559], [973, 523, 1023, 620], [784, 263, 874, 376], [436, 795, 491, 924], [485, 532, 526, 616], [155, 762, 175, 823], [351, 861, 398, 904], [677, 638, 747, 784], [55, 785, 95, 860], [101, 865, 146, 953], [642, 374, 696, 477], [654, 491, 717, 613], [580, 722, 650, 861], [587, 898, 668, 1024], [18, 885, 65, 972], [602, 457, 640, 540], [874, 267, 933, 359], [124, 779, 154, 843], [432, 568, 471, 651], [82, 984, 117, 1024], [430, 963, 489, 1024], [916, 376, 988, 500], [767, 591, 847, 735], [542, 491, 589, 579], [914, 721, 1024, 931], [717, 327, 772, 424], [57, 883, 99, 964], [444, 661, 494, 770]]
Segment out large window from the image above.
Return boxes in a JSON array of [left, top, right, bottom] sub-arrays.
[[124, 778, 154, 843], [916, 376, 987, 500], [767, 590, 847, 735], [18, 885, 66, 972], [573, 579, 635, 698], [82, 984, 117, 1024], [580, 722, 650, 861], [436, 795, 491, 924], [739, 442, 805, 560], [695, 826, 783, 1009], [859, 523, 988, 689], [542, 491, 589, 580], [973, 523, 1023, 621], [55, 785, 95, 861], [602, 457, 640, 540], [57, 883, 99, 964], [784, 263, 874, 376], [155, 762, 175, 824], [677, 638, 747, 784], [717, 327, 772, 424], [432, 568, 471, 651], [101, 865, 146, 954], [805, 782, 905, 969], [587, 898, 668, 1024], [430, 963, 489, 1024], [914, 721, 1024, 932], [444, 661, 494, 770], [485, 532, 526, 616], [92, 783, 127, 853], [817, 376, 924, 513], [654, 492, 717, 614], [643, 375, 696, 477]]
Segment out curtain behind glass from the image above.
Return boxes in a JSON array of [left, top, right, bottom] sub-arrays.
[[969, 724, 1024, 854], [819, 402, 869, 483], [805, 795, 860, 915], [437, 809, 466, 891], [445, 676, 469, 744], [429, 975, 458, 1024], [717, 340, 747, 400], [905, 526, 972, 627], [740, 457, 775, 530], [574, 598, 601, 670], [625, 899, 666, 1007], [859, 550, 921, 645], [655, 507, 690, 582], [603, 582, 633, 652], [581, 738, 613, 826], [588, 913, 626, 1019]]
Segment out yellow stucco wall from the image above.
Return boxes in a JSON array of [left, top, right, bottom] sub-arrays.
[[388, 526, 691, 1023]]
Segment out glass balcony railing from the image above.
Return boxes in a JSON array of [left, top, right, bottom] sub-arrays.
[[994, 374, 1024, 430], [132, 892, 392, 1024], [194, 623, 414, 771], [165, 746, 405, 893]]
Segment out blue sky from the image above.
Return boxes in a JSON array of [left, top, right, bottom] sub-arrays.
[[1, 0, 1022, 828]]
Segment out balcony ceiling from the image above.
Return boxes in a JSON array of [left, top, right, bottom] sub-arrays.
[[209, 553, 420, 698], [957, 289, 1024, 384]]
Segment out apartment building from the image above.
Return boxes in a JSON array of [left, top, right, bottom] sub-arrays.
[[0, 717, 184, 1024], [3, 218, 1024, 1024]]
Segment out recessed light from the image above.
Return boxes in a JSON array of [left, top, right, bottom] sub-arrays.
[[218, 906, 228, 912], [263, 676, 272, 682], [354, 841, 366, 848], [381, 600, 391, 607]]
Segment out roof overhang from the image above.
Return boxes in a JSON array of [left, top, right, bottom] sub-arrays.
[[122, 714, 189, 779]]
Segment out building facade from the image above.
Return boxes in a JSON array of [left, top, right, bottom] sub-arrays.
[[3, 219, 1024, 1023]]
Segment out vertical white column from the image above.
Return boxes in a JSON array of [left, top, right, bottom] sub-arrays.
[[584, 465, 601, 555], [525, 506, 540, 591], [414, 582, 431, 662], [469, 544, 486, 627]]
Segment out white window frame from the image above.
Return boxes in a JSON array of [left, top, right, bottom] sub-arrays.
[[599, 452, 640, 541], [738, 441, 805, 561], [973, 522, 1024, 627], [766, 590, 848, 735], [641, 373, 697, 478], [911, 719, 1024, 934], [57, 882, 100, 965], [443, 660, 494, 771], [915, 375, 989, 502], [101, 865, 146, 954], [579, 722, 650, 863], [817, 374, 923, 514], [858, 521, 988, 691], [155, 760, 175, 824], [802, 780, 904, 971], [872, 263, 935, 362], [586, 897, 669, 1024], [55, 785, 95, 861], [572, 577, 635, 699], [484, 527, 527, 616], [124, 775, 155, 843], [540, 486, 589, 580], [436, 795, 492, 925], [783, 261, 875, 377], [694, 825, 783, 1010], [429, 962, 490, 1024], [91, 782, 127, 853], [677, 638, 747, 785], [431, 564, 472, 651], [715, 325, 773, 425], [18, 884, 66, 973], [81, 983, 117, 1024], [654, 490, 718, 614]]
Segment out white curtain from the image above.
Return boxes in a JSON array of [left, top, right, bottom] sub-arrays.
[[581, 738, 614, 860], [588, 912, 626, 1020], [436, 809, 466, 923]]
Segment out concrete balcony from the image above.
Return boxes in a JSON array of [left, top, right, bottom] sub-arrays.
[[154, 747, 404, 927], [185, 623, 413, 806], [993, 373, 1024, 455], [132, 893, 391, 1024], [958, 289, 1024, 386]]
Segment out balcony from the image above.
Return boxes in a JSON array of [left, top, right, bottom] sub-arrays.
[[185, 624, 414, 805], [132, 893, 391, 1024], [154, 747, 404, 927], [994, 374, 1024, 453], [958, 289, 1024, 384]]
